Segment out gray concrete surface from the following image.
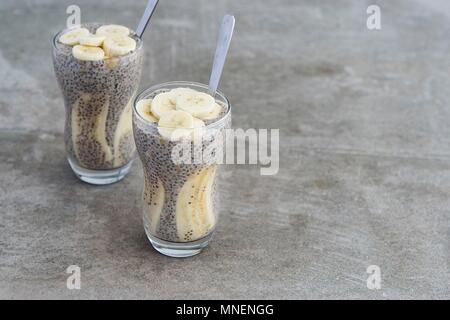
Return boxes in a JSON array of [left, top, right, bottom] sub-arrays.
[[0, 0, 449, 299]]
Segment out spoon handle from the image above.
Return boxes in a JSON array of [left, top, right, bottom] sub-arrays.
[[208, 14, 235, 96], [135, 0, 159, 38]]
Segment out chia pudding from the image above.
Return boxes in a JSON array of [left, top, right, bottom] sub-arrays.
[[52, 23, 143, 171], [133, 82, 231, 243]]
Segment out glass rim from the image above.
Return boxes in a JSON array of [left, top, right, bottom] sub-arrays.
[[133, 81, 232, 130], [51, 22, 143, 59]]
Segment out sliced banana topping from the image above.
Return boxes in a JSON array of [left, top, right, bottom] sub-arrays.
[[151, 92, 175, 119], [60, 25, 137, 61], [176, 91, 215, 117], [96, 24, 130, 37], [157, 110, 195, 141], [103, 35, 136, 57], [79, 34, 106, 47], [141, 88, 224, 131], [72, 45, 105, 61], [200, 102, 223, 120], [136, 99, 158, 122], [59, 27, 89, 45], [168, 87, 196, 105]]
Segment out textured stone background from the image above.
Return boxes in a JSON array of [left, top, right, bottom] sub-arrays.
[[0, 0, 449, 299]]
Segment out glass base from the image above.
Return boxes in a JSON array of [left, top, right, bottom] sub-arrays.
[[68, 157, 133, 185], [145, 227, 213, 258]]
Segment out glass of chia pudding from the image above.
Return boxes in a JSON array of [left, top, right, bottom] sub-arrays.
[[52, 23, 144, 185], [133, 81, 231, 257]]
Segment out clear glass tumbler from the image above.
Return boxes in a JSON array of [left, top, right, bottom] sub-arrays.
[[133, 81, 231, 257], [52, 23, 144, 185]]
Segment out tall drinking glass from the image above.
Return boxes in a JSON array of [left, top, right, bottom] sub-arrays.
[[133, 81, 231, 257], [52, 23, 143, 184]]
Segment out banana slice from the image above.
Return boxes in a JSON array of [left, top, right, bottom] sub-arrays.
[[176, 166, 217, 242], [96, 24, 130, 37], [103, 36, 136, 57], [136, 99, 157, 122], [151, 92, 175, 119], [200, 102, 223, 121], [79, 34, 105, 47], [157, 110, 194, 141], [176, 91, 215, 117], [72, 45, 105, 61], [168, 87, 196, 104], [143, 175, 165, 235], [59, 27, 89, 45]]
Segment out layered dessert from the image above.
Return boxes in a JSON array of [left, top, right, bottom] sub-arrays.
[[53, 23, 143, 171], [133, 84, 230, 243]]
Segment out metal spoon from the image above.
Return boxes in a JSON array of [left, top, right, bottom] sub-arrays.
[[135, 0, 159, 38], [208, 15, 235, 96]]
